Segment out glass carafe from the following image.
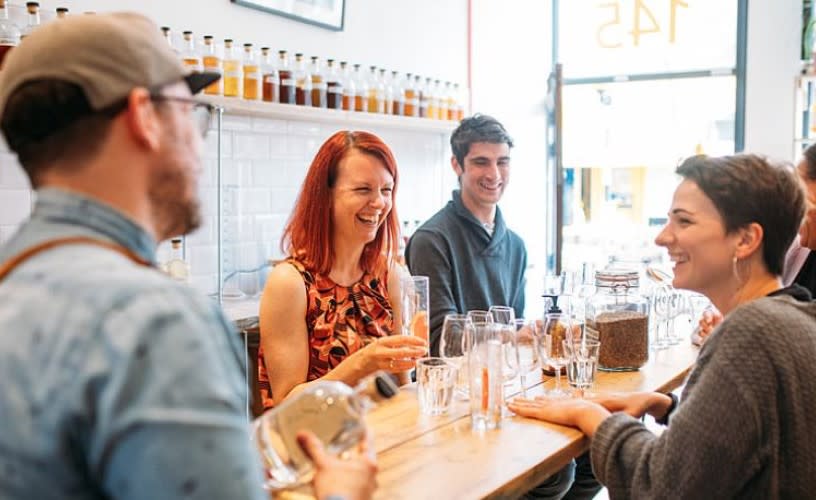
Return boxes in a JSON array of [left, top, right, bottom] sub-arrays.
[[252, 372, 398, 491], [585, 269, 649, 371]]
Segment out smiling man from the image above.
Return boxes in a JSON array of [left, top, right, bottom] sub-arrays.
[[406, 114, 525, 357]]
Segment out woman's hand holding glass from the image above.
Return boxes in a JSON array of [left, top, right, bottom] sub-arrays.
[[355, 335, 427, 375]]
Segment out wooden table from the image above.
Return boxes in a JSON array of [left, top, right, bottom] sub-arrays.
[[284, 341, 699, 500]]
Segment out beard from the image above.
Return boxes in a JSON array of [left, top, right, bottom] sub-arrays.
[[148, 162, 202, 241]]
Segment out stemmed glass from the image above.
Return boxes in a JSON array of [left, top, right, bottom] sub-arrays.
[[439, 314, 471, 400], [467, 310, 493, 324], [537, 311, 574, 398], [512, 318, 540, 398]]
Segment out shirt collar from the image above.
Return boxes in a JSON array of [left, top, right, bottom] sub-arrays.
[[32, 188, 158, 265]]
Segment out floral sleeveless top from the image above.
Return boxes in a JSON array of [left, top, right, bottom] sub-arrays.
[[257, 258, 394, 410]]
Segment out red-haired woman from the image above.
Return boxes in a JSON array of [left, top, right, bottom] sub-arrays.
[[257, 131, 427, 409]]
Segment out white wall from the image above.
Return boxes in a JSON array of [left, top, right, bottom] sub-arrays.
[[21, 0, 468, 85], [743, 0, 803, 161]]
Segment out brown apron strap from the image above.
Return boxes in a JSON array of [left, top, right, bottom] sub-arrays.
[[0, 236, 153, 283]]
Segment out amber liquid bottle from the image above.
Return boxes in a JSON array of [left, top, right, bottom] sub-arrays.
[[222, 39, 241, 97], [0, 0, 21, 69], [278, 50, 294, 104], [367, 66, 383, 114], [260, 47, 278, 103], [326, 59, 343, 110], [294, 53, 311, 106], [403, 73, 417, 117], [202, 35, 221, 96], [310, 56, 326, 108], [243, 43, 260, 100], [390, 71, 403, 116], [181, 31, 200, 72], [340, 61, 354, 111], [352, 64, 368, 112]]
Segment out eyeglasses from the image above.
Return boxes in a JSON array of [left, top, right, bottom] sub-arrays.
[[149, 95, 217, 137]]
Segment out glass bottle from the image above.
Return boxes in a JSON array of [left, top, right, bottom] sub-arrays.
[[293, 53, 311, 106], [160, 27, 175, 52], [222, 39, 241, 98], [403, 73, 418, 117], [260, 47, 278, 103], [278, 50, 294, 104], [352, 63, 368, 112], [181, 31, 200, 72], [446, 82, 456, 121], [340, 61, 355, 111], [584, 270, 650, 371], [454, 83, 466, 121], [21, 2, 41, 40], [202, 35, 221, 96], [242, 43, 260, 100], [0, 0, 21, 69], [389, 71, 403, 116], [55, 7, 68, 19], [435, 80, 448, 120], [309, 56, 326, 108], [325, 59, 343, 110], [162, 238, 191, 283], [366, 66, 383, 114], [419, 76, 432, 119], [252, 372, 398, 491]]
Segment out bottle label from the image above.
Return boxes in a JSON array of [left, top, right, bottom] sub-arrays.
[[328, 84, 343, 94], [244, 71, 259, 79], [264, 75, 277, 83], [281, 78, 295, 86], [312, 82, 327, 90]]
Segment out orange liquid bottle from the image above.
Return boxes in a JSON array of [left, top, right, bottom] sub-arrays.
[[181, 30, 200, 73], [310, 56, 326, 108], [242, 43, 260, 100], [202, 35, 221, 96], [260, 47, 278, 103], [326, 59, 343, 110], [222, 39, 241, 97]]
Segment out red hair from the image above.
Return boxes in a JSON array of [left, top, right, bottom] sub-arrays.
[[282, 130, 400, 277]]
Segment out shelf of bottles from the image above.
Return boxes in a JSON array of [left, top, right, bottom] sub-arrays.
[[165, 28, 466, 133]]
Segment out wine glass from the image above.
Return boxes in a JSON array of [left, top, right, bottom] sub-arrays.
[[439, 314, 471, 400], [512, 318, 540, 398], [537, 311, 574, 398]]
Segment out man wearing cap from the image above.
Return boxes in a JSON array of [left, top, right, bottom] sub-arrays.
[[0, 12, 376, 500]]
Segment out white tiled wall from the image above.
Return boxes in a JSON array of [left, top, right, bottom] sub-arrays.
[[0, 114, 454, 298]]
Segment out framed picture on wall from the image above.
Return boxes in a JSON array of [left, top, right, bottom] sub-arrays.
[[231, 0, 345, 31]]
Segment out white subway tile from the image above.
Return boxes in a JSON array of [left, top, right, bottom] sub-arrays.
[[186, 215, 217, 246], [204, 131, 232, 159], [287, 121, 322, 136], [270, 188, 298, 214], [221, 114, 253, 132], [189, 244, 219, 275], [233, 134, 270, 160], [198, 187, 218, 217], [221, 160, 253, 187], [252, 118, 288, 133], [0, 189, 31, 225], [240, 189, 272, 214], [252, 160, 287, 188], [268, 134, 289, 158], [200, 158, 219, 188]]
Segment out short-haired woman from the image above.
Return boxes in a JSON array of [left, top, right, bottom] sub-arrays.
[[509, 154, 816, 498], [258, 131, 426, 409]]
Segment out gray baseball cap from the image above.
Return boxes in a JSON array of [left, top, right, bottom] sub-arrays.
[[0, 11, 220, 118]]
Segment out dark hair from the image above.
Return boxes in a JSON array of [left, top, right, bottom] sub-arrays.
[[675, 154, 805, 275], [0, 79, 118, 187], [802, 143, 816, 181], [450, 113, 514, 167]]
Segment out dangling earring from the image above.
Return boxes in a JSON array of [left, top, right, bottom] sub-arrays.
[[732, 254, 744, 289]]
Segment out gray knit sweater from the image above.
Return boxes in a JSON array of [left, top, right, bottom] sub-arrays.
[[405, 190, 527, 356], [591, 289, 816, 499]]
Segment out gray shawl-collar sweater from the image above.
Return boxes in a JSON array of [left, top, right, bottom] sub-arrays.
[[405, 190, 527, 356]]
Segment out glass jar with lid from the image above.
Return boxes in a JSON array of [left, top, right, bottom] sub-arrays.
[[585, 269, 649, 371]]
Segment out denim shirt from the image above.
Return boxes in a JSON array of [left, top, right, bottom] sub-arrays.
[[0, 189, 266, 500]]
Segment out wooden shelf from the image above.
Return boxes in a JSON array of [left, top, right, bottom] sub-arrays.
[[201, 95, 458, 134]]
